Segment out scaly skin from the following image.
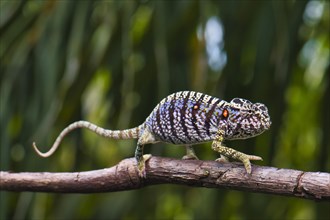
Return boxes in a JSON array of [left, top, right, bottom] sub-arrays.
[[33, 91, 272, 177]]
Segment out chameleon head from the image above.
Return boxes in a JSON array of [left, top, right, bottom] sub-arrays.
[[223, 98, 271, 140]]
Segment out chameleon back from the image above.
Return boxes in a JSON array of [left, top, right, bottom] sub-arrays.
[[145, 91, 226, 144]]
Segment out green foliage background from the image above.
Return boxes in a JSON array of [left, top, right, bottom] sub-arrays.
[[1, 0, 329, 219]]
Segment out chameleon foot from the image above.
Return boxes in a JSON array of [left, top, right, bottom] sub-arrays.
[[137, 154, 152, 178], [239, 154, 263, 174], [212, 141, 262, 174], [182, 145, 199, 160], [182, 154, 199, 160], [215, 155, 229, 163]]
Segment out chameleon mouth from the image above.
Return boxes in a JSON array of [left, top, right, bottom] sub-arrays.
[[263, 118, 272, 130]]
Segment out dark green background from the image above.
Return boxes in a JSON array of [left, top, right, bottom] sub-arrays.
[[1, 0, 329, 219]]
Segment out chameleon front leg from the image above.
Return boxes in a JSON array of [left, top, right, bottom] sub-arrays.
[[182, 145, 199, 160], [212, 131, 262, 174]]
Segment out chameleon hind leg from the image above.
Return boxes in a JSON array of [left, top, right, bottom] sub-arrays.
[[182, 145, 199, 160], [135, 143, 151, 178], [135, 128, 157, 178]]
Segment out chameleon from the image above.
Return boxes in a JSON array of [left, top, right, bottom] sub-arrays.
[[33, 91, 271, 177]]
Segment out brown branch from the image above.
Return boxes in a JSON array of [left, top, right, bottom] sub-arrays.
[[1, 157, 329, 201]]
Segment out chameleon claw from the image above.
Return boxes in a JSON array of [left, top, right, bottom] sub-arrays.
[[137, 154, 152, 178], [182, 155, 199, 160], [241, 154, 263, 174], [143, 154, 152, 161], [137, 161, 146, 178], [182, 154, 199, 160], [242, 160, 252, 174], [247, 155, 263, 161], [215, 155, 229, 163]]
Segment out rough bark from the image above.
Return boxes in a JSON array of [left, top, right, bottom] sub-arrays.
[[1, 157, 329, 201]]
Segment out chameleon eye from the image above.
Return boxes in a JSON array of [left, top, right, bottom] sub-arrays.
[[222, 109, 229, 118]]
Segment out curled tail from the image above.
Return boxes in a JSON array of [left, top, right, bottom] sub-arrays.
[[33, 120, 144, 158]]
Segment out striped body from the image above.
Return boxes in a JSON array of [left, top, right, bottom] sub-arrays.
[[144, 91, 271, 144], [145, 91, 224, 144]]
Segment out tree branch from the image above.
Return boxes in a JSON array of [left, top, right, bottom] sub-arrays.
[[1, 157, 329, 201]]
